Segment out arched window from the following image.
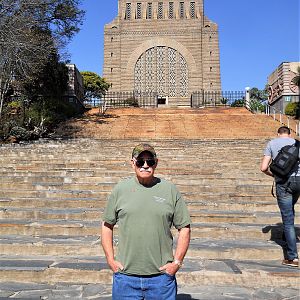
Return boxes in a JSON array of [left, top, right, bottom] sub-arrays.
[[169, 2, 174, 19], [125, 3, 131, 20], [136, 3, 142, 19], [134, 47, 188, 97], [180, 2, 185, 19], [190, 2, 195, 19], [158, 2, 163, 19], [146, 3, 153, 19]]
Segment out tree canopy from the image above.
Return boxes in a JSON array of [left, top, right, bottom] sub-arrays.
[[81, 71, 110, 101], [0, 0, 84, 118], [249, 87, 268, 102]]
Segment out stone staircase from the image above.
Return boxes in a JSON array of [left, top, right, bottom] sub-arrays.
[[54, 107, 286, 140], [0, 108, 299, 299]]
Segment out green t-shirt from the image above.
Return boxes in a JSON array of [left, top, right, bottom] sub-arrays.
[[102, 177, 191, 276]]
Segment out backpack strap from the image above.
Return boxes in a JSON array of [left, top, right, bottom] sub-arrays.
[[295, 139, 300, 160], [271, 180, 276, 198]]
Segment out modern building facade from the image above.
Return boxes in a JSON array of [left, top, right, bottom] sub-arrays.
[[103, 0, 221, 106], [267, 62, 300, 112]]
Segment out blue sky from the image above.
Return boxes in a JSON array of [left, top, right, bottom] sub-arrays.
[[67, 0, 299, 91]]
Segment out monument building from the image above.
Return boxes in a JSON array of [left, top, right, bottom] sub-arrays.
[[267, 62, 300, 112], [103, 0, 221, 106]]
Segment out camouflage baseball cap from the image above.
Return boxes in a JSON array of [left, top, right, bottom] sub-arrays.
[[132, 143, 157, 158]]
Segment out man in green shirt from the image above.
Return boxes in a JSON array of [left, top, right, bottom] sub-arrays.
[[101, 143, 191, 299]]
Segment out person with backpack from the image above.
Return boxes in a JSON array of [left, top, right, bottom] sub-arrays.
[[261, 126, 300, 268]]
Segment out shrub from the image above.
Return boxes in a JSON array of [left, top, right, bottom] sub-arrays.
[[7, 101, 22, 109], [125, 97, 139, 107], [285, 102, 298, 117], [249, 100, 266, 113], [26, 99, 79, 129], [231, 99, 245, 107], [9, 126, 31, 141], [220, 97, 228, 105], [0, 116, 22, 141]]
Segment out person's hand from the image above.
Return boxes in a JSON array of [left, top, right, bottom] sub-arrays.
[[108, 259, 124, 273], [159, 262, 180, 276]]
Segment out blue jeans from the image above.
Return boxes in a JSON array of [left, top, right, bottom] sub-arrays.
[[276, 176, 300, 260], [112, 272, 177, 300]]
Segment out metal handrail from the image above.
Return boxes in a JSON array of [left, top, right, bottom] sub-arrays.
[[265, 104, 300, 136]]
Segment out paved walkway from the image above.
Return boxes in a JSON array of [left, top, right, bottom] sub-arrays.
[[0, 256, 299, 299], [0, 283, 299, 299]]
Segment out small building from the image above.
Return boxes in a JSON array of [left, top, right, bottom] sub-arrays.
[[64, 64, 85, 111], [267, 62, 300, 112]]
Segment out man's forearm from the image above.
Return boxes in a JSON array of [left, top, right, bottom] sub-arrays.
[[101, 222, 115, 262], [261, 156, 273, 177], [263, 169, 274, 177], [101, 222, 124, 272], [174, 226, 191, 262]]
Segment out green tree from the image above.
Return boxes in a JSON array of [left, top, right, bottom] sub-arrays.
[[81, 71, 110, 101], [0, 0, 84, 119], [249, 87, 268, 102], [248, 87, 267, 112], [285, 102, 298, 117], [23, 53, 69, 104], [3, 53, 73, 137]]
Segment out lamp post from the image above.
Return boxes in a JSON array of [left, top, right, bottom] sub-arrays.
[[245, 87, 250, 110]]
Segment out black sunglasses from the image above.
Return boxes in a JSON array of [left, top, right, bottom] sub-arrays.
[[134, 158, 156, 168]]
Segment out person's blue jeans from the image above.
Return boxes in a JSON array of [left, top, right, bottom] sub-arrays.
[[276, 176, 300, 260], [112, 272, 177, 300]]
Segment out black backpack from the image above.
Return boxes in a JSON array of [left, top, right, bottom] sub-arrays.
[[270, 140, 300, 178]]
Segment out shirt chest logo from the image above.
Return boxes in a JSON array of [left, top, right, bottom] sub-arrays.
[[153, 196, 166, 203]]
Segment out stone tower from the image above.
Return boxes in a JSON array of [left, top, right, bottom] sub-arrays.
[[103, 0, 221, 106]]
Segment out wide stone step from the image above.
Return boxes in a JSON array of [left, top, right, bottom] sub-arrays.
[[0, 175, 267, 186], [0, 281, 298, 300], [187, 201, 278, 212], [0, 190, 105, 199], [0, 190, 275, 204], [0, 207, 103, 221], [0, 197, 105, 209], [0, 162, 264, 170], [0, 198, 278, 217], [0, 256, 298, 289], [189, 210, 300, 224], [0, 153, 267, 160], [0, 281, 113, 299], [0, 162, 264, 171], [0, 150, 264, 158], [0, 184, 270, 196], [0, 217, 296, 241], [185, 193, 274, 202], [0, 139, 269, 153], [0, 235, 297, 260], [191, 222, 300, 240], [0, 219, 99, 236], [1, 208, 297, 226], [0, 169, 266, 179]]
